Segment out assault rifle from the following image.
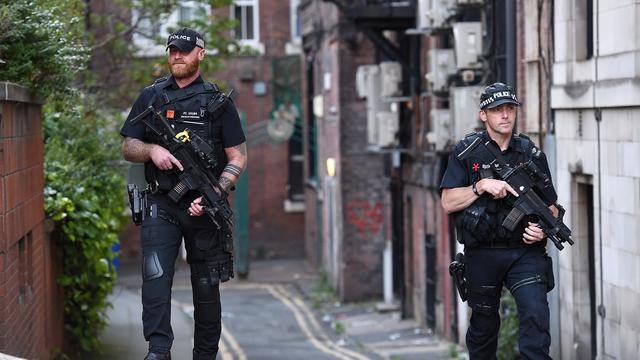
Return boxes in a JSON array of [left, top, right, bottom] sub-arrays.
[[458, 137, 573, 250], [129, 103, 234, 232]]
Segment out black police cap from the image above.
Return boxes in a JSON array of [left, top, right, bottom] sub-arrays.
[[166, 28, 205, 52], [479, 82, 521, 110]]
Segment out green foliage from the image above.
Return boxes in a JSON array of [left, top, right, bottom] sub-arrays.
[[0, 0, 88, 98], [497, 292, 519, 360], [87, 0, 242, 107], [310, 271, 339, 309], [44, 95, 128, 355]]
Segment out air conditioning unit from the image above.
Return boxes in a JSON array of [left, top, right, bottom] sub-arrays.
[[416, 0, 431, 30], [356, 64, 395, 147], [426, 108, 452, 151], [426, 48, 456, 93], [379, 61, 402, 97], [356, 65, 378, 98], [452, 22, 482, 69], [417, 0, 456, 30], [450, 86, 484, 141], [375, 111, 399, 147], [430, 0, 456, 29], [456, 0, 484, 5]]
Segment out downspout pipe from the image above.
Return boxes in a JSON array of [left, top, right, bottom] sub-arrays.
[[593, 0, 606, 354]]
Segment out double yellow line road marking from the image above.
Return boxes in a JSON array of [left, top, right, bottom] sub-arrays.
[[219, 321, 247, 360], [177, 282, 370, 360]]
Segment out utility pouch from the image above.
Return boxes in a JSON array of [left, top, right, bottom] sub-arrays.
[[223, 230, 234, 253], [192, 254, 235, 286], [449, 253, 468, 302], [455, 205, 490, 247], [127, 184, 147, 225], [545, 253, 555, 292]]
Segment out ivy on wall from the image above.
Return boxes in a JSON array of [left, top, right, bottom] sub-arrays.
[[44, 98, 128, 354]]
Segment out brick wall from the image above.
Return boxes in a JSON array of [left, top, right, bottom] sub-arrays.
[[213, 0, 305, 259], [337, 33, 387, 301], [0, 83, 64, 359]]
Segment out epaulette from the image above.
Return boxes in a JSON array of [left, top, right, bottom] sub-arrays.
[[144, 76, 170, 90], [153, 76, 169, 84], [514, 132, 542, 158], [464, 131, 481, 139], [461, 130, 484, 147]]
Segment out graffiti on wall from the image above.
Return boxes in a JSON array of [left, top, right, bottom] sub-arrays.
[[346, 200, 383, 235]]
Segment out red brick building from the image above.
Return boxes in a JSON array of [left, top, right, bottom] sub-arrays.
[[212, 0, 306, 260], [0, 83, 64, 359], [117, 1, 307, 266]]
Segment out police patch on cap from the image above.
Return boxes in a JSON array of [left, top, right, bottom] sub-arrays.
[[166, 28, 205, 52], [479, 82, 520, 110]]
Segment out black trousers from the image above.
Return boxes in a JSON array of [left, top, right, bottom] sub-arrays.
[[140, 193, 226, 359], [464, 245, 552, 360]]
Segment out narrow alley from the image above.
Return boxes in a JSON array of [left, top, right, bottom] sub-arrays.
[[98, 260, 453, 360]]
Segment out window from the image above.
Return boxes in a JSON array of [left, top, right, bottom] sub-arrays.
[[232, 0, 259, 42], [179, 5, 196, 23], [132, 1, 209, 57], [574, 0, 594, 60], [290, 0, 301, 42], [286, 0, 302, 54]]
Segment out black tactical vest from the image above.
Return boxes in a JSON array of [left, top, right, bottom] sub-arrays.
[[454, 131, 538, 248], [144, 77, 227, 191]]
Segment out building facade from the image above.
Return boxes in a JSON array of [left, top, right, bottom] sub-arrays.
[[124, 0, 307, 267], [551, 1, 640, 358], [298, 1, 640, 357], [299, 0, 389, 301], [213, 0, 306, 261]]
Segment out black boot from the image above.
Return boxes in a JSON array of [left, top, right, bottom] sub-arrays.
[[144, 352, 171, 360], [193, 349, 217, 360]]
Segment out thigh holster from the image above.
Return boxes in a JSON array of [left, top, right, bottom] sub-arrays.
[[190, 253, 234, 286]]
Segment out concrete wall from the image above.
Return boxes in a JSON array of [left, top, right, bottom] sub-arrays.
[[552, 1, 640, 358], [0, 82, 64, 359], [300, 0, 388, 301]]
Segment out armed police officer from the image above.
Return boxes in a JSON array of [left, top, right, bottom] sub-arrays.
[[121, 28, 247, 360], [441, 83, 559, 359]]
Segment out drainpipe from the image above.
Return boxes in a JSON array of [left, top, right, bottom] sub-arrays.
[[505, 0, 517, 87], [593, 0, 606, 355], [382, 150, 402, 307], [541, 1, 561, 358]]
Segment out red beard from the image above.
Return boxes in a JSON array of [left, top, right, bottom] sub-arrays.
[[169, 57, 200, 79]]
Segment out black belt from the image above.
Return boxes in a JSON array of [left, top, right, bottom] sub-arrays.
[[478, 237, 526, 249]]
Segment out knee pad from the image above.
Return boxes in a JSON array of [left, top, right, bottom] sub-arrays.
[[143, 251, 164, 281], [471, 301, 500, 316], [468, 285, 501, 316]]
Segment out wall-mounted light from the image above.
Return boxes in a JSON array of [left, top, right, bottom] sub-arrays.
[[326, 157, 336, 177]]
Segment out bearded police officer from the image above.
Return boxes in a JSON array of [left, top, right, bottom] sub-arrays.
[[121, 28, 247, 360], [440, 83, 558, 359]]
